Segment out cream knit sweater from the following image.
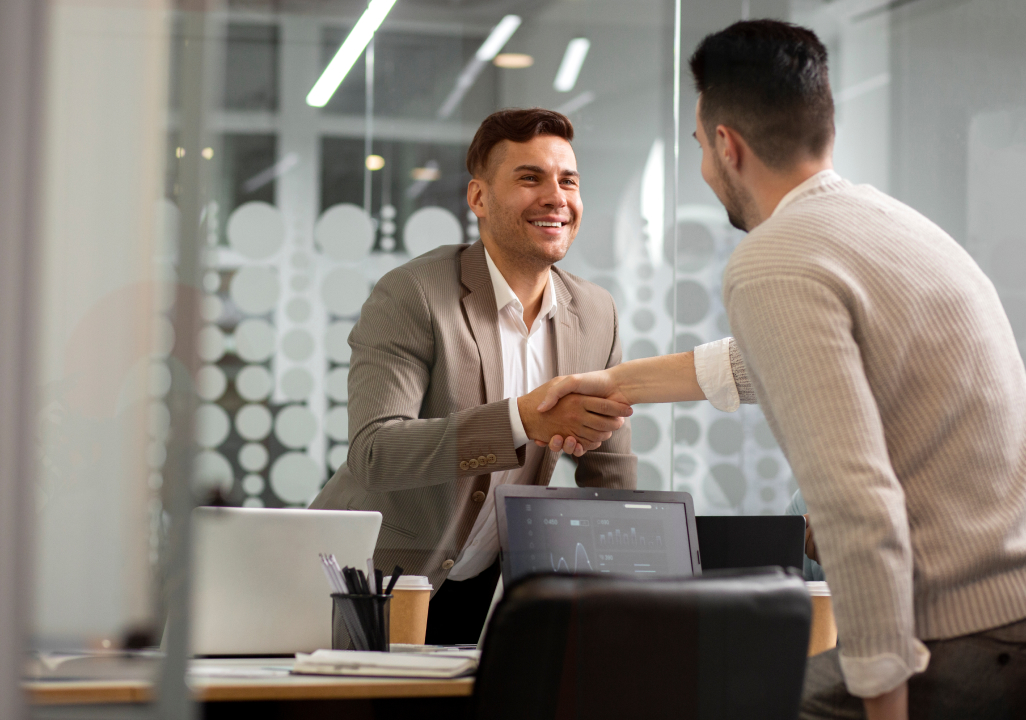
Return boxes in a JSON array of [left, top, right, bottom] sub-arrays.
[[723, 172, 1026, 696]]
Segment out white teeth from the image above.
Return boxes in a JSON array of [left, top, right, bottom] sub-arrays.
[[532, 221, 563, 227]]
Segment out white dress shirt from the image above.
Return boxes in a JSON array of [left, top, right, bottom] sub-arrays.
[[447, 247, 558, 580], [448, 248, 741, 580]]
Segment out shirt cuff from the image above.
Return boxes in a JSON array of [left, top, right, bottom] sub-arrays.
[[839, 640, 931, 698], [695, 337, 740, 412], [509, 397, 528, 448]]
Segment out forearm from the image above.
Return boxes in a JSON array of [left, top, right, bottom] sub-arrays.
[[349, 400, 523, 491], [608, 352, 705, 405], [864, 683, 908, 720]]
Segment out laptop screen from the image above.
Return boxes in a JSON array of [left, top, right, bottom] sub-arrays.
[[496, 488, 699, 584]]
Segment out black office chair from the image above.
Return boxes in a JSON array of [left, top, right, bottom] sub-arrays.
[[473, 567, 810, 720]]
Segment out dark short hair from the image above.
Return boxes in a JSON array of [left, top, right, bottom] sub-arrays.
[[689, 20, 834, 169], [466, 107, 574, 177]]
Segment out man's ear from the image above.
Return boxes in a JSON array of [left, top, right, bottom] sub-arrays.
[[466, 177, 487, 220], [715, 124, 745, 172]]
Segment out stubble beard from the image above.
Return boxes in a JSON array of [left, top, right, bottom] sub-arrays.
[[484, 195, 576, 273], [713, 153, 757, 232]]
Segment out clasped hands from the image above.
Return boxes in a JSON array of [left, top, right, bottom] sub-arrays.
[[517, 370, 627, 457]]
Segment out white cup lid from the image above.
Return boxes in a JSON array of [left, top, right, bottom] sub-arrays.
[[384, 575, 432, 591], [806, 580, 831, 597]]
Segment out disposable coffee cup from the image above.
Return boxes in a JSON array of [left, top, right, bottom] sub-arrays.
[[806, 581, 837, 656], [384, 575, 432, 645]]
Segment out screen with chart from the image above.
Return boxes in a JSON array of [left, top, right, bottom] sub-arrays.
[[501, 496, 695, 582]]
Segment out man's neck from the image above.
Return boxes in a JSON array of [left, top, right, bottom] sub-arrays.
[[481, 239, 549, 330], [751, 156, 834, 226]]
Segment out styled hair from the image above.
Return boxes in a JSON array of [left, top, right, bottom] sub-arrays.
[[689, 20, 834, 169], [466, 107, 574, 177]]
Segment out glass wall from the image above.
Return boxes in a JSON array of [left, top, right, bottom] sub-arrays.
[[20, 0, 1026, 706]]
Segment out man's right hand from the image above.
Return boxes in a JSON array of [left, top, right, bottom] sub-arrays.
[[518, 377, 632, 454]]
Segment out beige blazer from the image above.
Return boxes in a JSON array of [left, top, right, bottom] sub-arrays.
[[310, 241, 636, 593]]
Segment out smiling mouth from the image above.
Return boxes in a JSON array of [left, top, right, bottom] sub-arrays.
[[530, 220, 568, 227]]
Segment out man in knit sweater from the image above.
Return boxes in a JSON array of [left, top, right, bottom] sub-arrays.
[[537, 20, 1026, 720]]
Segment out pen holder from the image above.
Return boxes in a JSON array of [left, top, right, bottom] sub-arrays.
[[331, 594, 392, 652]]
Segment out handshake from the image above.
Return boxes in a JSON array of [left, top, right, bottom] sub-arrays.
[[517, 369, 630, 458]]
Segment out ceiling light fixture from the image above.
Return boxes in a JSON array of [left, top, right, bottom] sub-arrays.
[[554, 38, 590, 92], [436, 15, 522, 119], [494, 53, 534, 69], [306, 0, 398, 108], [365, 155, 385, 171]]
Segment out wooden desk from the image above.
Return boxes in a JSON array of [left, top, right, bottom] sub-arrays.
[[26, 658, 474, 706]]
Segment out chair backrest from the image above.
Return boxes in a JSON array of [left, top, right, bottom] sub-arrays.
[[473, 567, 810, 720]]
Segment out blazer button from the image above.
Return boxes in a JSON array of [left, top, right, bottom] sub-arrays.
[[486, 454, 497, 464], [472, 491, 486, 502], [469, 458, 479, 469], [477, 455, 487, 467], [442, 559, 455, 570], [459, 461, 469, 471]]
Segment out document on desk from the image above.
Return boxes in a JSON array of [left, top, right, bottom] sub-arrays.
[[292, 649, 479, 679]]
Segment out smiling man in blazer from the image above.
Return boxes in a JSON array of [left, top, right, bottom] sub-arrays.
[[310, 108, 647, 644]]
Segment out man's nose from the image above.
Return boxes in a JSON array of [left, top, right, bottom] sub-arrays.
[[539, 178, 568, 207]]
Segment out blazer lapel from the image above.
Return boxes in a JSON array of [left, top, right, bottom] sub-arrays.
[[460, 242, 504, 405]]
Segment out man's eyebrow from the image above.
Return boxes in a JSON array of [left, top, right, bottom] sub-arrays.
[[511, 164, 580, 178]]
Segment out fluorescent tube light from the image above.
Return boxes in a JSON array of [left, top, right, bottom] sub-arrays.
[[306, 0, 398, 108], [554, 38, 590, 92], [476, 15, 522, 61]]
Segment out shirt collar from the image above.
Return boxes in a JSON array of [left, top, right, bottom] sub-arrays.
[[483, 246, 558, 321], [771, 169, 843, 218]]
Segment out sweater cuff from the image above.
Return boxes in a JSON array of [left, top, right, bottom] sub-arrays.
[[839, 640, 931, 698], [509, 397, 528, 448], [695, 338, 740, 412]]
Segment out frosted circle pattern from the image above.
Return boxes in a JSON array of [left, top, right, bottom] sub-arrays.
[[665, 281, 711, 325], [147, 442, 167, 469], [274, 405, 317, 449], [760, 486, 777, 503], [325, 322, 355, 364], [673, 452, 698, 477], [155, 317, 175, 357], [192, 450, 233, 494], [636, 461, 663, 490], [227, 201, 286, 260], [704, 464, 746, 508], [754, 420, 778, 449], [239, 443, 269, 472], [197, 325, 226, 362], [627, 339, 659, 361], [242, 473, 265, 495], [229, 266, 280, 316], [670, 333, 703, 354], [270, 452, 322, 504], [326, 367, 349, 402], [674, 416, 700, 445], [630, 415, 661, 453], [403, 206, 463, 258], [631, 309, 656, 332], [286, 297, 312, 323], [195, 364, 227, 401], [236, 365, 273, 401], [235, 404, 272, 441], [708, 418, 744, 455], [243, 497, 264, 508], [281, 367, 314, 401], [315, 203, 375, 262], [149, 363, 172, 397], [201, 295, 224, 322], [149, 403, 171, 440], [203, 271, 221, 294], [195, 403, 231, 448], [234, 319, 275, 362], [757, 457, 780, 479], [328, 445, 348, 472], [321, 268, 368, 317], [291, 275, 310, 291], [324, 406, 349, 442], [665, 221, 715, 272], [282, 329, 314, 361]]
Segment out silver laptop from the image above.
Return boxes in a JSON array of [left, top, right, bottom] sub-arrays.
[[190, 506, 381, 656]]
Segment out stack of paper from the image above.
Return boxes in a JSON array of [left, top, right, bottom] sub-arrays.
[[293, 649, 478, 679]]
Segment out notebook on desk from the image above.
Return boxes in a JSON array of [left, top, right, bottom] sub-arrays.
[[190, 506, 381, 656], [493, 486, 702, 586]]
